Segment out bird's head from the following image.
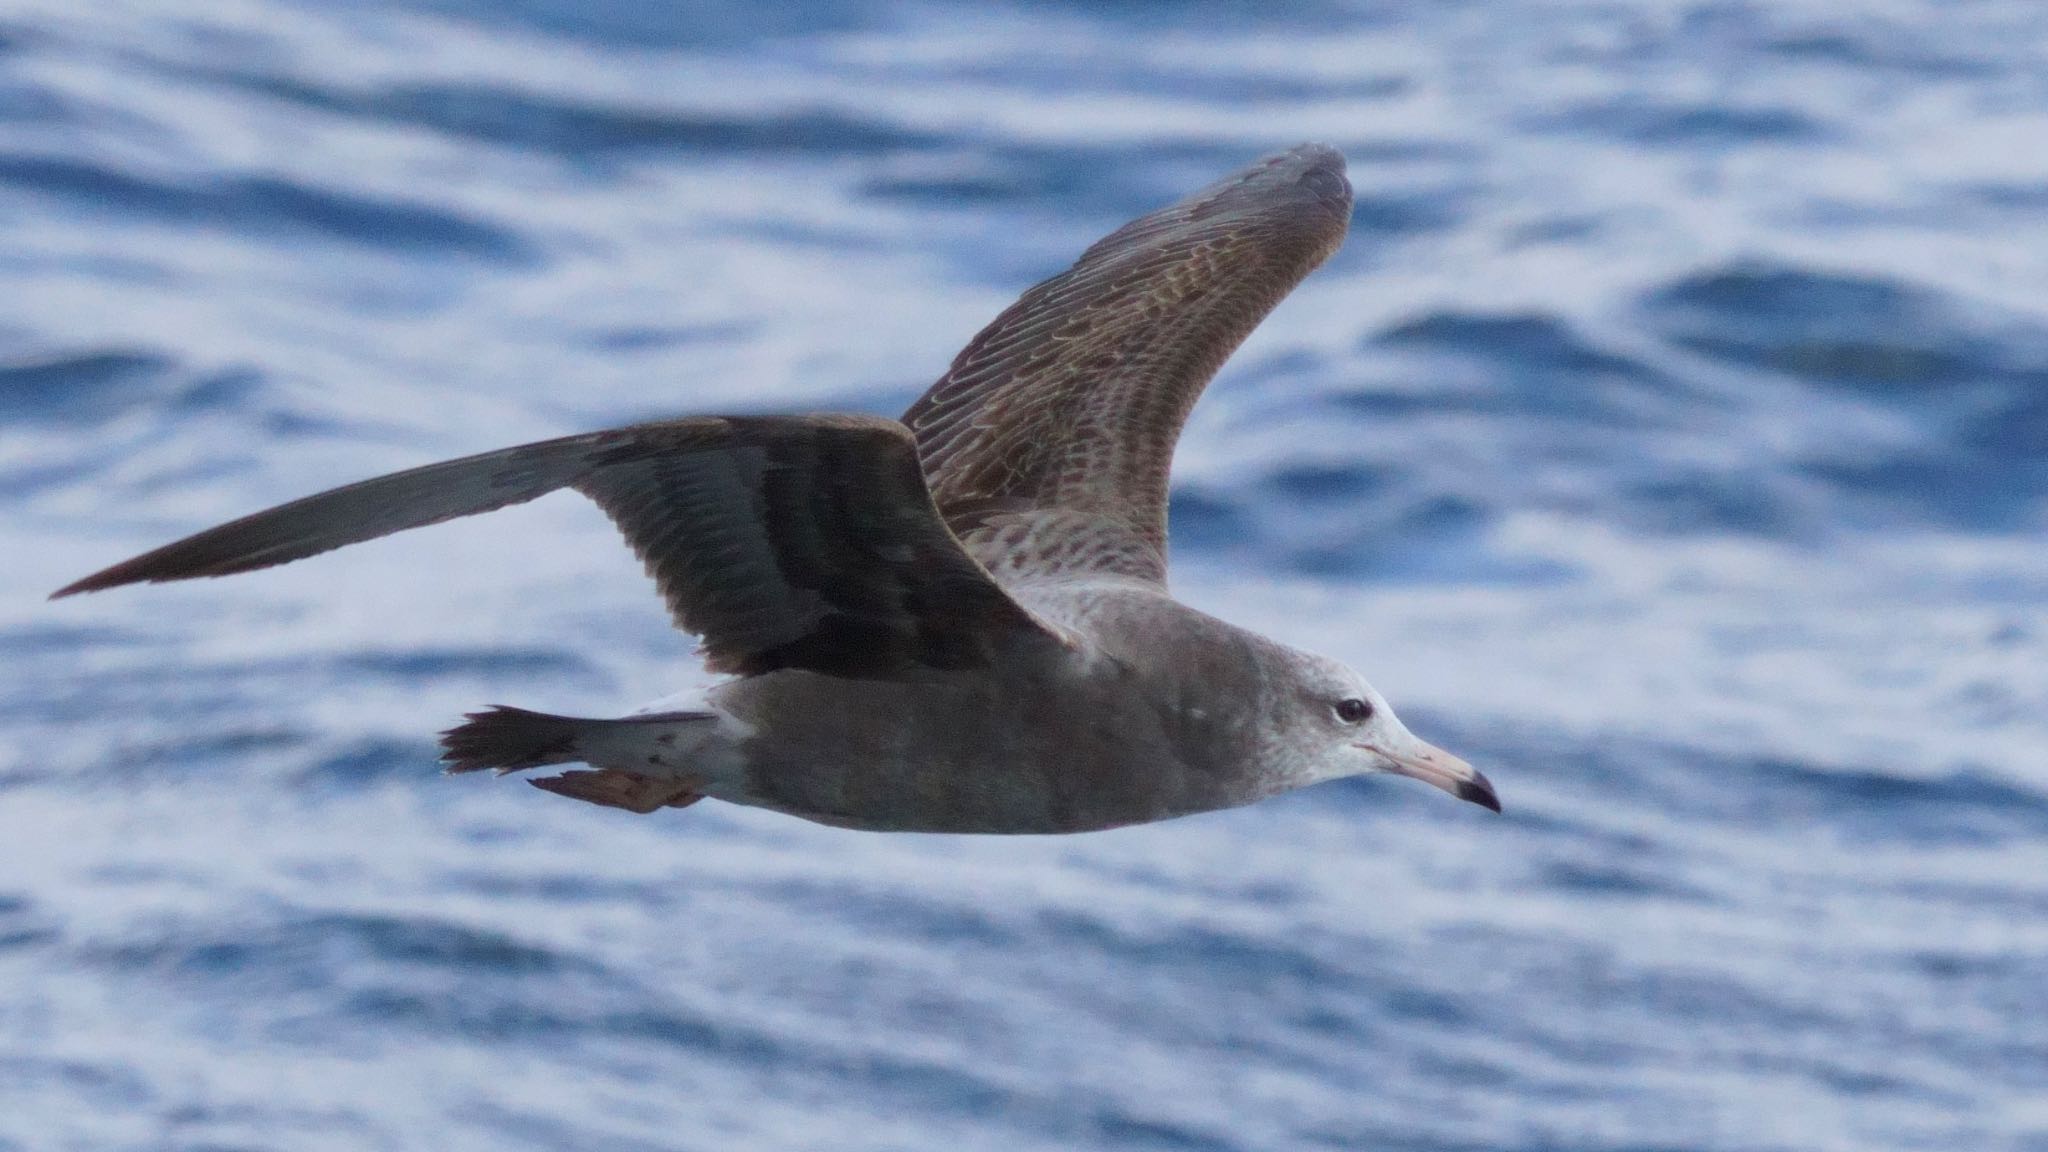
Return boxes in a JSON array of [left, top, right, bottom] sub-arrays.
[[1283, 651, 1500, 812]]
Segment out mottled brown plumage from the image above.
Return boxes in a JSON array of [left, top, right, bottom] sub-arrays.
[[906, 143, 1351, 583], [53, 144, 1501, 830]]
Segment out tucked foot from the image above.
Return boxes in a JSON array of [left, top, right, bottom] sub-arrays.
[[440, 703, 723, 816], [530, 770, 703, 814]]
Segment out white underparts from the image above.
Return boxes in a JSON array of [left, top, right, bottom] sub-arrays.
[[575, 709, 748, 797]]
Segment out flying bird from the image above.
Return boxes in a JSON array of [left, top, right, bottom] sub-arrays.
[[54, 143, 1499, 831]]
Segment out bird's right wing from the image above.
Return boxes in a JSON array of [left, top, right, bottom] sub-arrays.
[[54, 415, 1065, 679], [904, 144, 1352, 585]]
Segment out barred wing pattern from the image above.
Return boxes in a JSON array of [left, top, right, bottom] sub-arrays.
[[55, 415, 1058, 679], [904, 144, 1352, 585]]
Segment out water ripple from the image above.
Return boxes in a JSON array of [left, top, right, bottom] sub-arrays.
[[4, 3, 2046, 1150], [0, 155, 532, 260]]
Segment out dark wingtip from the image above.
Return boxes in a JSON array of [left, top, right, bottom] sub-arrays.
[[1232, 142, 1350, 229], [1285, 140, 1346, 170], [51, 547, 224, 600], [49, 569, 126, 600]]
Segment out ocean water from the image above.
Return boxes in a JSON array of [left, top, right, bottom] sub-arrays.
[[3, 1, 2045, 1148]]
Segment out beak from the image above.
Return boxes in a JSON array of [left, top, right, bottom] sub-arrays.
[[1362, 738, 1502, 813]]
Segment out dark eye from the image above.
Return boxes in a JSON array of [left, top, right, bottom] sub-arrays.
[[1334, 698, 1373, 724]]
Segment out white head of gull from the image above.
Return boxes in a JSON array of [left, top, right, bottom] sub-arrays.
[[55, 143, 1499, 832]]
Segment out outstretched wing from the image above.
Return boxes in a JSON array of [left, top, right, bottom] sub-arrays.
[[54, 415, 1062, 679], [904, 143, 1352, 585]]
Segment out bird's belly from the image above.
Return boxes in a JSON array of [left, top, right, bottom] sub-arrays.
[[707, 669, 1248, 834]]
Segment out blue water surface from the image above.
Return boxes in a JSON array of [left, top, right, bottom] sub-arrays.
[[3, 1, 2045, 1149]]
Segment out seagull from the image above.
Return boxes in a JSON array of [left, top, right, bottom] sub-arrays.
[[53, 143, 1499, 831]]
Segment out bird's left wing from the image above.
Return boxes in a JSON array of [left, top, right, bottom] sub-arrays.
[[54, 415, 1065, 679]]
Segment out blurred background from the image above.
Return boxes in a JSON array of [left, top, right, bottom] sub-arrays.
[[3, 1, 2045, 1149]]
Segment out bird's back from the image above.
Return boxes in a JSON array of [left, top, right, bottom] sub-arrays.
[[704, 580, 1287, 832]]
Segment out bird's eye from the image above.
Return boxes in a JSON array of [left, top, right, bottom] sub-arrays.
[[1334, 697, 1373, 724]]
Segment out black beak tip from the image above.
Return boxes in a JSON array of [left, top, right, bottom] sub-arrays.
[[1457, 776, 1503, 814]]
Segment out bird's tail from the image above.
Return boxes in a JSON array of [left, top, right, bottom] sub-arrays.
[[440, 706, 718, 814], [440, 706, 593, 774]]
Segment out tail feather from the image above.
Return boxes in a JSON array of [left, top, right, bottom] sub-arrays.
[[440, 706, 587, 775], [439, 704, 722, 821]]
